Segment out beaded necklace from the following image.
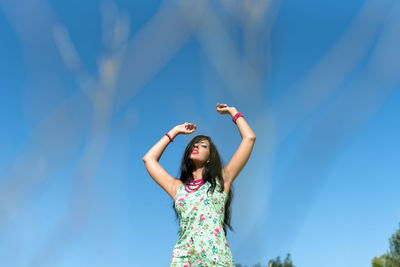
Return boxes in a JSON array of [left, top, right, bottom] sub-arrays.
[[184, 177, 205, 193]]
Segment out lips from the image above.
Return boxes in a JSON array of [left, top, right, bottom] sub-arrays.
[[192, 149, 199, 154]]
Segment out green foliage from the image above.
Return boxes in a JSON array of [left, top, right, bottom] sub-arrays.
[[268, 256, 282, 267], [235, 253, 295, 267], [372, 255, 386, 267], [268, 253, 295, 267], [372, 222, 400, 267], [387, 223, 400, 266]]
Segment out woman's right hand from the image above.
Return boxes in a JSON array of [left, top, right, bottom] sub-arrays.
[[174, 122, 197, 135]]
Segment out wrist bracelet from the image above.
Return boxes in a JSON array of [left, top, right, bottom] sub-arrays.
[[165, 132, 174, 142], [232, 112, 244, 124]]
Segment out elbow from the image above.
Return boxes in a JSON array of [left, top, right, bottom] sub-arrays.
[[246, 135, 256, 141], [142, 156, 156, 163]]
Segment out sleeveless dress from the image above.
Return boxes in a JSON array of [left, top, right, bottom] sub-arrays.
[[170, 180, 234, 267]]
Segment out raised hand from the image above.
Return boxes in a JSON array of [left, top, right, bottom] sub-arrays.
[[216, 103, 235, 115], [174, 122, 197, 135]]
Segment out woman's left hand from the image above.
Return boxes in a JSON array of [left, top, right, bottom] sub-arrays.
[[216, 103, 235, 115]]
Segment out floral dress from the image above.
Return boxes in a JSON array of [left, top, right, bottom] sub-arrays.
[[170, 180, 234, 267]]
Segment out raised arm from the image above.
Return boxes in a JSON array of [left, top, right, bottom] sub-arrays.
[[216, 104, 256, 188], [142, 123, 196, 201]]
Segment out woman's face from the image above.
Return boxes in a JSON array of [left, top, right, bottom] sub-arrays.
[[190, 139, 210, 164]]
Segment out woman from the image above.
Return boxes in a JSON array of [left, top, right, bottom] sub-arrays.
[[142, 103, 256, 266]]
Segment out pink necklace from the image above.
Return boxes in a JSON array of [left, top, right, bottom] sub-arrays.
[[184, 178, 205, 193]]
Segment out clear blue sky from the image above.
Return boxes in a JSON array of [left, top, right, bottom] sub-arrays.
[[1, 0, 400, 266]]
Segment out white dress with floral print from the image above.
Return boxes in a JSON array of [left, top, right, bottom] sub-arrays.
[[170, 180, 234, 267]]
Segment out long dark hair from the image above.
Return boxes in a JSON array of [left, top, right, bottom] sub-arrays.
[[172, 135, 234, 237]]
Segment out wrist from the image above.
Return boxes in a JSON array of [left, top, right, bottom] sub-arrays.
[[169, 128, 180, 138], [229, 108, 239, 116], [232, 111, 244, 124]]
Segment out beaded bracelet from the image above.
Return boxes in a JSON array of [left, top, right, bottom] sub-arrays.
[[165, 132, 174, 142], [232, 112, 244, 124]]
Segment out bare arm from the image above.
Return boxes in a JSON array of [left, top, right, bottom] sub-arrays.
[[142, 128, 181, 201], [217, 105, 256, 188], [142, 123, 196, 201]]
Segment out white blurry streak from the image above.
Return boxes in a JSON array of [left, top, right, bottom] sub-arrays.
[[0, 0, 72, 126], [258, 0, 399, 254], [0, 0, 133, 266], [29, 1, 208, 263], [242, 0, 279, 89], [177, 0, 278, 104], [265, 0, 390, 197], [0, 97, 86, 253], [179, 0, 393, 256], [0, 152, 46, 220], [0, 0, 57, 46], [178, 0, 281, 243], [30, 3, 130, 266], [271, 0, 393, 141], [52, 2, 130, 102], [0, 1, 194, 263], [197, 8, 261, 100], [114, 0, 193, 110], [104, 3, 131, 52], [53, 24, 96, 102]]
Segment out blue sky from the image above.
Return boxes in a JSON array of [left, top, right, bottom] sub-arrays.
[[1, 0, 400, 266]]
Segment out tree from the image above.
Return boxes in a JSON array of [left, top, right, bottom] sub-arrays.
[[235, 252, 295, 267], [268, 256, 282, 267], [372, 255, 386, 267], [268, 253, 295, 267], [372, 222, 400, 267], [386, 223, 400, 267]]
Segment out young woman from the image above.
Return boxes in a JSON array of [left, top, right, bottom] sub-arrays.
[[142, 103, 256, 266]]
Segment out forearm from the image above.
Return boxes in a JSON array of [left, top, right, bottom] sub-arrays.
[[142, 128, 180, 162], [229, 108, 256, 140]]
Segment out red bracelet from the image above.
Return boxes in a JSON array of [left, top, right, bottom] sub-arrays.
[[232, 112, 244, 124], [165, 132, 174, 142]]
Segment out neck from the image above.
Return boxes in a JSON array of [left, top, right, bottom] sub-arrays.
[[192, 167, 205, 180]]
